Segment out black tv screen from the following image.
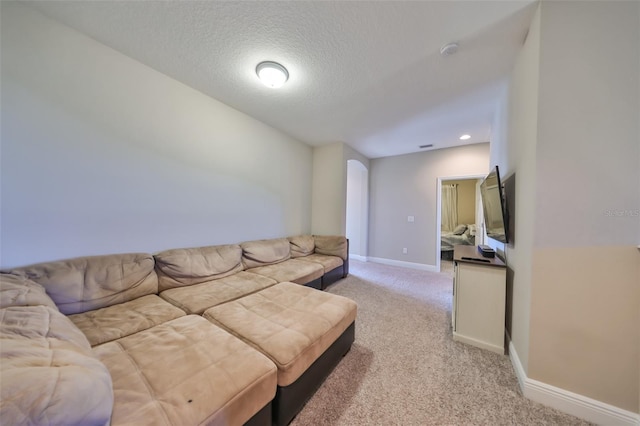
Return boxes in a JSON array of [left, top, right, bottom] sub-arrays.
[[480, 166, 509, 244]]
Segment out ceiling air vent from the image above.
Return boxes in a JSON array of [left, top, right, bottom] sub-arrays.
[[419, 144, 433, 149]]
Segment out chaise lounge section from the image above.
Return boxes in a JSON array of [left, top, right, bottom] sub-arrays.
[[204, 282, 357, 426], [0, 234, 354, 425], [93, 314, 277, 426]]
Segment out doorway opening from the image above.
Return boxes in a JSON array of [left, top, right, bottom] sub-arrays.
[[346, 160, 368, 261], [436, 175, 487, 272]]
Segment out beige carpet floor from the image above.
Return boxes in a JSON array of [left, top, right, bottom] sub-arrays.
[[290, 259, 591, 425]]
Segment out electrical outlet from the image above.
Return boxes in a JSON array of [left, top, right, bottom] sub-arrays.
[[402, 248, 408, 254]]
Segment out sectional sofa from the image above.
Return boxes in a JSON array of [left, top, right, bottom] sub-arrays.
[[0, 235, 356, 426]]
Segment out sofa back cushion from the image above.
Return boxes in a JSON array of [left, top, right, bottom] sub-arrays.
[[289, 235, 315, 258], [314, 235, 348, 260], [241, 238, 291, 269], [0, 305, 113, 425], [154, 244, 245, 292], [0, 273, 58, 310], [8, 253, 158, 315]]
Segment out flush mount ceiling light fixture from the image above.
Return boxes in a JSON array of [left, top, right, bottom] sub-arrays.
[[256, 61, 289, 88], [459, 134, 471, 140], [440, 42, 459, 57]]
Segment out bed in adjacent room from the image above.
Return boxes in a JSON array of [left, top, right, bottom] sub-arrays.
[[441, 224, 476, 260]]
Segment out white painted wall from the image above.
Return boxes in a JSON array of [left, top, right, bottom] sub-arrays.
[[489, 4, 541, 374], [534, 1, 640, 248], [0, 3, 312, 268], [369, 144, 490, 267]]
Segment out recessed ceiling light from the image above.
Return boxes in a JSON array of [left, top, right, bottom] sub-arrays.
[[459, 134, 471, 140], [256, 61, 289, 88]]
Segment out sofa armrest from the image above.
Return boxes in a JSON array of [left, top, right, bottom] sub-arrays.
[[0, 305, 113, 425], [0, 273, 59, 310]]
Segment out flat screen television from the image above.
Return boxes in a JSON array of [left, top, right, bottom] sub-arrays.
[[480, 166, 509, 244]]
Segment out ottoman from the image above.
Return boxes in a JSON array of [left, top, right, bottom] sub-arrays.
[[93, 315, 277, 426], [203, 282, 357, 426]]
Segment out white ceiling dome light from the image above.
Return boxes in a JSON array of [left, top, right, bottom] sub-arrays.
[[440, 42, 459, 57], [256, 61, 289, 88], [459, 134, 471, 140]]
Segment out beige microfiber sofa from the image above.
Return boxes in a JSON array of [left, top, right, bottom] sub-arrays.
[[0, 235, 355, 426]]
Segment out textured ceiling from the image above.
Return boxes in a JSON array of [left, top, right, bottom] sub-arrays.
[[30, 1, 538, 159]]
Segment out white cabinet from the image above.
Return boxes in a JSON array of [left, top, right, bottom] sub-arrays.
[[452, 245, 506, 354]]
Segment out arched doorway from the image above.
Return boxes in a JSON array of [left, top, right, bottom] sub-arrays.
[[346, 160, 368, 260]]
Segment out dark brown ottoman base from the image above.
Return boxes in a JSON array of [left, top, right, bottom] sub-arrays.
[[273, 322, 355, 426], [245, 402, 272, 426], [304, 276, 322, 290], [320, 265, 344, 289]]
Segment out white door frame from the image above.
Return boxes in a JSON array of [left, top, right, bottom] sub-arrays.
[[436, 174, 485, 272]]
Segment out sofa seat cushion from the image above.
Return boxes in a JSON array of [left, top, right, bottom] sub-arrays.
[[246, 259, 323, 286], [160, 271, 277, 315], [93, 315, 277, 426], [7, 253, 158, 315], [154, 244, 245, 292], [0, 305, 113, 425], [0, 273, 58, 310], [203, 282, 357, 387], [295, 253, 343, 273], [69, 294, 186, 346]]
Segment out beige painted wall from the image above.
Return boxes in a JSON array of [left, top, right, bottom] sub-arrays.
[[311, 143, 346, 236], [369, 143, 489, 266], [443, 179, 477, 226], [0, 3, 313, 268], [530, 246, 639, 412], [311, 142, 370, 237]]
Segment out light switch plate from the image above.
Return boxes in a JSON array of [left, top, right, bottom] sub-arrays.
[[407, 216, 414, 222]]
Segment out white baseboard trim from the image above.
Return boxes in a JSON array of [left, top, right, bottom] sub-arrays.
[[453, 332, 504, 354], [366, 257, 438, 272], [508, 340, 640, 426], [348, 254, 368, 262], [507, 337, 528, 394]]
